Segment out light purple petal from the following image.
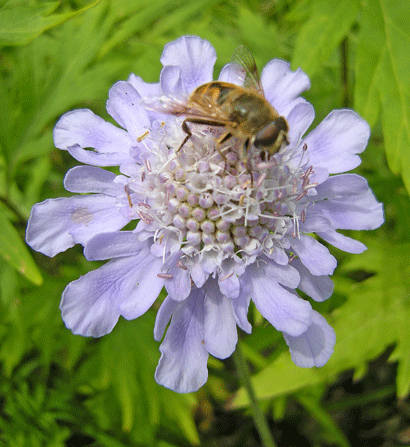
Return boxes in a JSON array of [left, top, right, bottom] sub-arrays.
[[291, 258, 333, 302], [299, 214, 331, 233], [290, 234, 337, 276], [313, 174, 384, 230], [218, 271, 240, 299], [160, 65, 184, 94], [84, 231, 145, 260], [67, 144, 135, 167], [127, 74, 162, 97], [155, 288, 209, 393], [117, 249, 165, 320], [286, 101, 315, 146], [249, 263, 312, 337], [54, 109, 132, 154], [60, 251, 162, 337], [317, 229, 367, 254], [261, 60, 310, 115], [303, 110, 370, 173], [283, 311, 336, 367], [64, 166, 123, 195], [203, 280, 238, 359], [26, 195, 130, 257], [190, 260, 209, 287], [106, 81, 151, 140], [165, 261, 192, 301], [233, 274, 252, 334], [154, 295, 179, 341], [160, 36, 216, 93], [263, 257, 300, 289]]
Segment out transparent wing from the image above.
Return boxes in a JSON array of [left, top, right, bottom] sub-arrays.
[[231, 45, 264, 95], [140, 94, 229, 122], [140, 94, 192, 116]]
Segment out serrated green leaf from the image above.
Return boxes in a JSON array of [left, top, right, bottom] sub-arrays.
[[292, 0, 360, 76], [0, 212, 42, 285], [355, 0, 410, 194], [0, 0, 101, 46], [232, 241, 410, 406]]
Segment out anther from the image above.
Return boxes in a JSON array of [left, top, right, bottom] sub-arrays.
[[137, 130, 149, 142], [157, 273, 173, 279]]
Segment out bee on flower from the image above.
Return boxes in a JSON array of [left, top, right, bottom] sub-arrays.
[[26, 36, 384, 393]]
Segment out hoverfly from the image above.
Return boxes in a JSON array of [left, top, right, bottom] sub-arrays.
[[143, 46, 289, 161]]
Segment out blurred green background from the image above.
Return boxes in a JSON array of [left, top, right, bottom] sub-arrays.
[[1, 0, 409, 445]]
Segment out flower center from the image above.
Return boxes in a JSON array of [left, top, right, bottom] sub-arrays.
[[126, 119, 315, 264]]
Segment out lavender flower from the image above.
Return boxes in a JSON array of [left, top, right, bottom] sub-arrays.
[[26, 36, 384, 393]]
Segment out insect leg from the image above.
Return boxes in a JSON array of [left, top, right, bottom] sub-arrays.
[[177, 117, 229, 153]]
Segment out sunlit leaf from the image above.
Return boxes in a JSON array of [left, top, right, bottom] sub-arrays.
[[292, 0, 360, 76], [355, 0, 410, 194], [0, 0, 101, 46]]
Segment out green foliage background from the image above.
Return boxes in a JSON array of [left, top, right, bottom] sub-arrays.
[[0, 0, 409, 445]]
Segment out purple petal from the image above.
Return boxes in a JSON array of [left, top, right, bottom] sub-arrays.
[[67, 144, 135, 167], [286, 101, 315, 146], [160, 36, 216, 93], [64, 166, 123, 195], [218, 271, 240, 299], [290, 234, 337, 276], [283, 311, 336, 367], [303, 110, 370, 173], [190, 260, 209, 287], [249, 263, 312, 337], [317, 229, 367, 254], [155, 288, 209, 393], [106, 81, 151, 140], [313, 174, 384, 230], [127, 74, 162, 97], [263, 257, 300, 289], [26, 195, 129, 257], [54, 109, 132, 154], [60, 252, 161, 337], [233, 275, 252, 334], [117, 250, 165, 320], [203, 280, 238, 359], [154, 295, 179, 341], [160, 65, 184, 94], [261, 60, 310, 115], [165, 261, 192, 301], [299, 214, 331, 233], [84, 231, 145, 260], [291, 258, 333, 302]]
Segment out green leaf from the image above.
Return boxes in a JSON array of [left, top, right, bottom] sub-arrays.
[[296, 390, 350, 447], [355, 0, 410, 194], [291, 0, 360, 76], [0, 212, 42, 285], [232, 240, 410, 406], [0, 0, 101, 46]]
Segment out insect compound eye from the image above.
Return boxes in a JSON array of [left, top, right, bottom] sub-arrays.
[[254, 118, 289, 149]]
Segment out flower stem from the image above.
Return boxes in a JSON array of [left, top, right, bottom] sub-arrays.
[[233, 343, 277, 447], [340, 36, 350, 108]]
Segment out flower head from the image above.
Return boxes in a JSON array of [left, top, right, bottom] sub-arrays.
[[26, 36, 384, 393]]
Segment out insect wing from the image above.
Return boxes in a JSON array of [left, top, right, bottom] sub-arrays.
[[141, 93, 228, 121], [140, 94, 191, 116], [231, 45, 264, 95]]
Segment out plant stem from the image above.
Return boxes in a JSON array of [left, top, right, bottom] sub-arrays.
[[340, 36, 350, 108], [0, 195, 27, 224], [233, 343, 277, 447]]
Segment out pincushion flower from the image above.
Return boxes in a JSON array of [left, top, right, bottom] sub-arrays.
[[26, 36, 384, 393]]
